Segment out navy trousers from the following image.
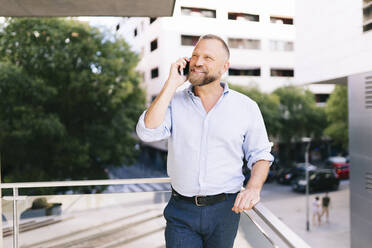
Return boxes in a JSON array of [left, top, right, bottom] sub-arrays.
[[163, 192, 240, 248]]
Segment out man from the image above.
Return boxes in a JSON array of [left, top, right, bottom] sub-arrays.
[[321, 192, 331, 223], [136, 34, 273, 248]]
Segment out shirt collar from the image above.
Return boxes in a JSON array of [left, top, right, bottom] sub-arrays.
[[187, 82, 230, 97]]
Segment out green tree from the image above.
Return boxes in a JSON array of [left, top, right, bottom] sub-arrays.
[[324, 85, 348, 150], [273, 86, 327, 162], [273, 86, 326, 142], [229, 85, 281, 138], [0, 18, 145, 192]]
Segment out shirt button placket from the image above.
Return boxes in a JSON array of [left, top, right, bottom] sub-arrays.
[[198, 116, 209, 194]]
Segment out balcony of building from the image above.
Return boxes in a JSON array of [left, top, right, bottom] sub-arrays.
[[1, 178, 310, 248]]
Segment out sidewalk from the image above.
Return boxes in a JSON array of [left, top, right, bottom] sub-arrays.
[[261, 181, 350, 248]]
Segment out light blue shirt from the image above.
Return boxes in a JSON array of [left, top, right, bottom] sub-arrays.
[[136, 82, 274, 197]]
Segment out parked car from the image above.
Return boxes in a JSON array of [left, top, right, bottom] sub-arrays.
[[243, 159, 276, 186], [291, 168, 340, 193], [326, 156, 350, 179], [276, 163, 317, 184]]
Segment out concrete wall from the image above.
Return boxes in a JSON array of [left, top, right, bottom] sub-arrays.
[[348, 71, 372, 248], [295, 0, 372, 84]]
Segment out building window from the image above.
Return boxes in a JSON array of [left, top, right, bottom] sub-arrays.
[[150, 18, 157, 24], [270, 16, 293, 25], [181, 7, 216, 18], [269, 40, 294, 51], [229, 68, 261, 76], [271, 68, 294, 77], [181, 35, 200, 46], [228, 38, 261, 50], [134, 28, 138, 37], [228, 12, 259, 22], [151, 68, 159, 79], [150, 39, 158, 52], [363, 0, 372, 32]]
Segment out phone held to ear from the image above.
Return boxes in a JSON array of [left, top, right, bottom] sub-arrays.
[[179, 61, 189, 76]]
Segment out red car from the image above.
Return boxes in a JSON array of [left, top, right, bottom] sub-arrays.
[[326, 157, 350, 179]]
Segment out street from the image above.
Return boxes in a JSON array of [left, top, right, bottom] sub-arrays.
[[260, 180, 350, 248]]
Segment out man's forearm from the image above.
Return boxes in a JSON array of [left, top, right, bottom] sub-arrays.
[[144, 81, 177, 129], [144, 57, 189, 129], [232, 160, 270, 213], [246, 160, 270, 191]]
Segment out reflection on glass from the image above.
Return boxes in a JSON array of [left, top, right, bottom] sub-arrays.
[[2, 191, 171, 248]]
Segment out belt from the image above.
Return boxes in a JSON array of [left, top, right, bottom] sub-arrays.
[[171, 188, 227, 207]]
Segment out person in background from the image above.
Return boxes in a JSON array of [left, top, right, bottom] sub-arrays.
[[321, 192, 331, 223], [312, 196, 322, 226]]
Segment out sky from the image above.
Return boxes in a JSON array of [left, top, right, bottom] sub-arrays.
[[76, 17, 124, 32]]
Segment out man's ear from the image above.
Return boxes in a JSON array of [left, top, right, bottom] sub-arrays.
[[221, 60, 230, 75]]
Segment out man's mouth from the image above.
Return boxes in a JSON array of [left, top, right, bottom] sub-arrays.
[[191, 68, 206, 74]]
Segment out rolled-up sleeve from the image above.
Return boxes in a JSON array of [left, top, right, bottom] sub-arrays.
[[243, 103, 274, 170], [136, 104, 172, 143]]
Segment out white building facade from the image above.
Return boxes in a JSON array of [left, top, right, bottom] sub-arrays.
[[121, 0, 295, 102], [295, 1, 372, 247]]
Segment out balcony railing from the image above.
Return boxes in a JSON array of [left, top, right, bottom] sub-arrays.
[[1, 178, 311, 248]]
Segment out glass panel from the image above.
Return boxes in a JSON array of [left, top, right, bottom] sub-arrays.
[[181, 35, 200, 46], [181, 7, 216, 18], [3, 191, 171, 248], [2, 197, 14, 248], [228, 12, 259, 22], [270, 16, 293, 25], [229, 68, 261, 76], [235, 211, 276, 248], [270, 40, 294, 52], [228, 38, 260, 49], [1, 187, 301, 248]]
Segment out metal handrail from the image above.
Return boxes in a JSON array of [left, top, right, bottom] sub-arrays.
[[0, 177, 171, 189], [1, 177, 311, 248], [249, 203, 311, 248]]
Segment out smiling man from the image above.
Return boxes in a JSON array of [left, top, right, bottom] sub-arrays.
[[136, 34, 273, 248]]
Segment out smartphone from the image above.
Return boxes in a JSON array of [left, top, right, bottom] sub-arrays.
[[179, 61, 189, 76]]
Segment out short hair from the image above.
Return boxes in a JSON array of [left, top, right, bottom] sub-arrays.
[[198, 34, 230, 59]]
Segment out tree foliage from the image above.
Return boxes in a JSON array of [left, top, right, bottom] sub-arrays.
[[324, 85, 348, 149], [273, 86, 327, 144], [0, 18, 146, 188]]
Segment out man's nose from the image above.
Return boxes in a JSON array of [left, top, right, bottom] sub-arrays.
[[194, 56, 204, 66]]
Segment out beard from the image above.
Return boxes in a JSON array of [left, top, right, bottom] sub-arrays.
[[188, 66, 220, 86]]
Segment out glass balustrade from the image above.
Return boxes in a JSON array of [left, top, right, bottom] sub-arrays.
[[1, 179, 310, 248]]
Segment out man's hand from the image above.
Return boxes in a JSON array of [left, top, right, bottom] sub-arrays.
[[144, 57, 189, 129], [166, 57, 189, 89], [232, 160, 270, 213], [232, 187, 260, 213]]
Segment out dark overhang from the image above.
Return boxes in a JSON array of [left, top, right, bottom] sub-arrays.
[[0, 0, 175, 17]]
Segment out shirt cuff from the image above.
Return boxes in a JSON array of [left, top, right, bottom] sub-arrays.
[[136, 110, 170, 142], [247, 152, 274, 170]]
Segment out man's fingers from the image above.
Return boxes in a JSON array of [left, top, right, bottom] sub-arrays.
[[232, 193, 242, 213], [177, 57, 188, 67], [238, 197, 250, 212], [233, 189, 261, 213], [246, 198, 260, 211]]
